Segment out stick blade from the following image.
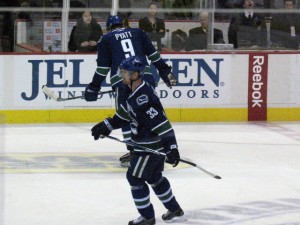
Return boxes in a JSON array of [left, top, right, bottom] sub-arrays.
[[214, 175, 222, 179], [42, 85, 58, 101]]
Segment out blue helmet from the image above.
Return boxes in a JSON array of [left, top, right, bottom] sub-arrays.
[[119, 56, 145, 73], [106, 15, 123, 30]]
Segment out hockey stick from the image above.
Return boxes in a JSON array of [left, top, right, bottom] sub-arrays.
[[101, 135, 166, 156], [42, 85, 114, 102], [102, 135, 222, 179], [178, 159, 222, 179]]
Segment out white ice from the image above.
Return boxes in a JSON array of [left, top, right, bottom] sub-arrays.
[[1, 122, 300, 225]]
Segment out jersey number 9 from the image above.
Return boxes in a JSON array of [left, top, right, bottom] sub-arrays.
[[121, 39, 135, 58]]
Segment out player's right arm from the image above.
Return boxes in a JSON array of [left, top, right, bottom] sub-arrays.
[[85, 36, 112, 101]]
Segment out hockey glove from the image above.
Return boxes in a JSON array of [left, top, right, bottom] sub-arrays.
[[84, 83, 100, 101], [166, 73, 177, 88], [155, 62, 177, 88], [91, 118, 113, 140], [160, 71, 177, 89], [165, 148, 180, 167]]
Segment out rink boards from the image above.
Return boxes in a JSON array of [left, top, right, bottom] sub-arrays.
[[0, 51, 300, 123]]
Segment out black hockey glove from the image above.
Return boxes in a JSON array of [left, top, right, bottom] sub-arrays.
[[84, 83, 100, 101], [91, 118, 113, 140], [165, 148, 180, 167], [166, 73, 177, 88], [156, 63, 177, 89]]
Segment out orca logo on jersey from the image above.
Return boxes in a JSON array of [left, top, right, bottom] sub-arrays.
[[170, 144, 177, 149], [136, 95, 148, 106]]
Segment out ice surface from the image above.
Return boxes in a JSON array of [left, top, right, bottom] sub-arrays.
[[1, 122, 300, 225]]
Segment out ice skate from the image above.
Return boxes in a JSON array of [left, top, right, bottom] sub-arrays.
[[162, 207, 186, 223], [119, 151, 133, 167], [128, 216, 155, 225]]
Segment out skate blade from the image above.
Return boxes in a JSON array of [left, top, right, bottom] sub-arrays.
[[165, 215, 187, 223], [120, 162, 130, 168]]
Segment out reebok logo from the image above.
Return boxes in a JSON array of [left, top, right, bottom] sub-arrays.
[[248, 54, 268, 121], [251, 56, 264, 108]]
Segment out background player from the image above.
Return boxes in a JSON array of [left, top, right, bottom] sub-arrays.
[[90, 56, 184, 225], [84, 15, 177, 167]]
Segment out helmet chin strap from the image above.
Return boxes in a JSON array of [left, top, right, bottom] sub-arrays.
[[129, 71, 140, 90]]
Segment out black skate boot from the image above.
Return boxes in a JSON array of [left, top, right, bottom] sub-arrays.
[[128, 216, 156, 225], [119, 151, 133, 167], [162, 207, 186, 223]]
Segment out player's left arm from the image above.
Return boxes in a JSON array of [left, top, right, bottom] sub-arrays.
[[141, 30, 177, 88], [146, 100, 180, 167]]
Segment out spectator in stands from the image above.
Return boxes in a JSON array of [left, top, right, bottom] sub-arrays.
[[271, 0, 300, 49], [171, 29, 188, 51], [185, 11, 225, 51], [68, 10, 103, 52], [228, 0, 267, 49], [139, 2, 166, 51], [0, 0, 19, 52]]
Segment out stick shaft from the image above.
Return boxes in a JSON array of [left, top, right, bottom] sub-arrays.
[[179, 159, 221, 179], [57, 90, 114, 101], [42, 85, 114, 101], [103, 135, 166, 156], [103, 135, 221, 179]]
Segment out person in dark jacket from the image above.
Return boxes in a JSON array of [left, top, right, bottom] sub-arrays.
[[185, 11, 225, 51], [228, 0, 267, 49], [139, 2, 166, 51], [0, 0, 19, 51], [271, 0, 300, 49], [68, 10, 103, 52]]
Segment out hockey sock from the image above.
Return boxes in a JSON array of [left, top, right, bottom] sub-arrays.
[[150, 177, 180, 211], [131, 184, 155, 219]]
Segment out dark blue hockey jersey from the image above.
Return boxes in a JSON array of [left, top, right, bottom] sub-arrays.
[[91, 27, 171, 88], [109, 81, 178, 153]]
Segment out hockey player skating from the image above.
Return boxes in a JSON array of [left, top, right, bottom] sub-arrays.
[[90, 56, 185, 225], [84, 15, 177, 167]]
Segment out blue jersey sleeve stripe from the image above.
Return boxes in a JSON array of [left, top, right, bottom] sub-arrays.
[[120, 104, 128, 113], [152, 120, 169, 131], [116, 112, 130, 122], [96, 68, 110, 77], [96, 67, 110, 74], [97, 66, 110, 70], [95, 71, 107, 77], [110, 74, 123, 86], [152, 120, 173, 135], [158, 127, 173, 136], [148, 52, 161, 62], [116, 104, 130, 121], [148, 51, 158, 58]]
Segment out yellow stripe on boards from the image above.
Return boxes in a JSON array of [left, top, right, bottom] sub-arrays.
[[166, 108, 248, 122], [268, 108, 300, 121], [1, 107, 300, 123]]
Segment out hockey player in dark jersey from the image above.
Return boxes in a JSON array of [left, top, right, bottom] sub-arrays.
[[84, 15, 177, 167], [90, 56, 185, 225]]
